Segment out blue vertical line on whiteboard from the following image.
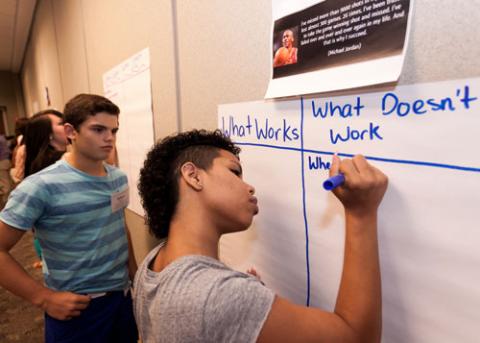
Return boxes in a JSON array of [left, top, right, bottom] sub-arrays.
[[300, 97, 311, 307]]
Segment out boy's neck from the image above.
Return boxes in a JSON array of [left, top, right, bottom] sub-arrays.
[[162, 215, 221, 260], [153, 228, 220, 273], [64, 151, 106, 176]]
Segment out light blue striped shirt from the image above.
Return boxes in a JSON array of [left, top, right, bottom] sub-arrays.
[[1, 159, 130, 293]]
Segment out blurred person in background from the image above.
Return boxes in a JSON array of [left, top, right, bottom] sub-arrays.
[[0, 134, 12, 208], [24, 110, 68, 178], [10, 117, 29, 185]]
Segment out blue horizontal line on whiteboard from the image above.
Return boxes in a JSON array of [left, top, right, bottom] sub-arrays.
[[234, 142, 480, 173]]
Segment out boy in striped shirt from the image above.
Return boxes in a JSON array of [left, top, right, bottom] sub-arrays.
[[0, 94, 138, 342]]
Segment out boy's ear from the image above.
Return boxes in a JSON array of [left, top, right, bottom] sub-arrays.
[[64, 123, 77, 142], [180, 162, 203, 191]]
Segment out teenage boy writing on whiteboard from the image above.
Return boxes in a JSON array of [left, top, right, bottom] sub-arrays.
[[133, 129, 388, 342], [0, 94, 138, 342]]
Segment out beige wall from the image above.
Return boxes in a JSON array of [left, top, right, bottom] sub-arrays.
[[175, 1, 272, 129], [0, 71, 25, 134], [51, 0, 89, 102], [20, 0, 480, 261], [22, 0, 64, 116]]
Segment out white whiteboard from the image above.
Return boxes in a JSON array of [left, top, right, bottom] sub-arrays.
[[218, 77, 480, 343], [103, 48, 154, 215]]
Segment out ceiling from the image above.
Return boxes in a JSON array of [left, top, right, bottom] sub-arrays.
[[0, 0, 36, 73]]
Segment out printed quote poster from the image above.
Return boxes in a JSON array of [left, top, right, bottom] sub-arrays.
[[265, 0, 413, 98]]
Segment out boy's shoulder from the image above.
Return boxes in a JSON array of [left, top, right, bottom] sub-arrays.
[[20, 160, 67, 187], [36, 160, 127, 181], [104, 163, 127, 178]]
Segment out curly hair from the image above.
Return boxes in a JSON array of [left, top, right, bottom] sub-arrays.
[[138, 129, 240, 240]]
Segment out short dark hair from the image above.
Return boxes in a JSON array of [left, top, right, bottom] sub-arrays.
[[138, 129, 240, 239], [63, 94, 119, 130]]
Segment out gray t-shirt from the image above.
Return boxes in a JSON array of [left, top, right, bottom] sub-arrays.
[[133, 243, 275, 343]]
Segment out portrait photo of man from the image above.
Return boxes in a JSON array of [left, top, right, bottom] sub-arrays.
[[273, 28, 298, 67]]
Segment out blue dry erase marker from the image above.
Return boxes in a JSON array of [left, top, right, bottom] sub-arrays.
[[323, 173, 345, 191]]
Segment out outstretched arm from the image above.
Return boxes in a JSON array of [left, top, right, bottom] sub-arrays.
[[0, 222, 91, 320], [257, 154, 387, 343], [331, 154, 385, 342]]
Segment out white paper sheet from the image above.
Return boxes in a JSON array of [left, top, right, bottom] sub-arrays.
[[103, 48, 154, 216], [219, 77, 480, 342]]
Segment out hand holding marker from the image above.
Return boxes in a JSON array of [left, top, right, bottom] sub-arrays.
[[323, 153, 345, 191]]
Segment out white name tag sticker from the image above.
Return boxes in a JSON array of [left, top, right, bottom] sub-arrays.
[[111, 187, 129, 212]]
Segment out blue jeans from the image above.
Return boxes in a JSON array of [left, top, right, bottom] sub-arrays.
[[45, 290, 138, 343]]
